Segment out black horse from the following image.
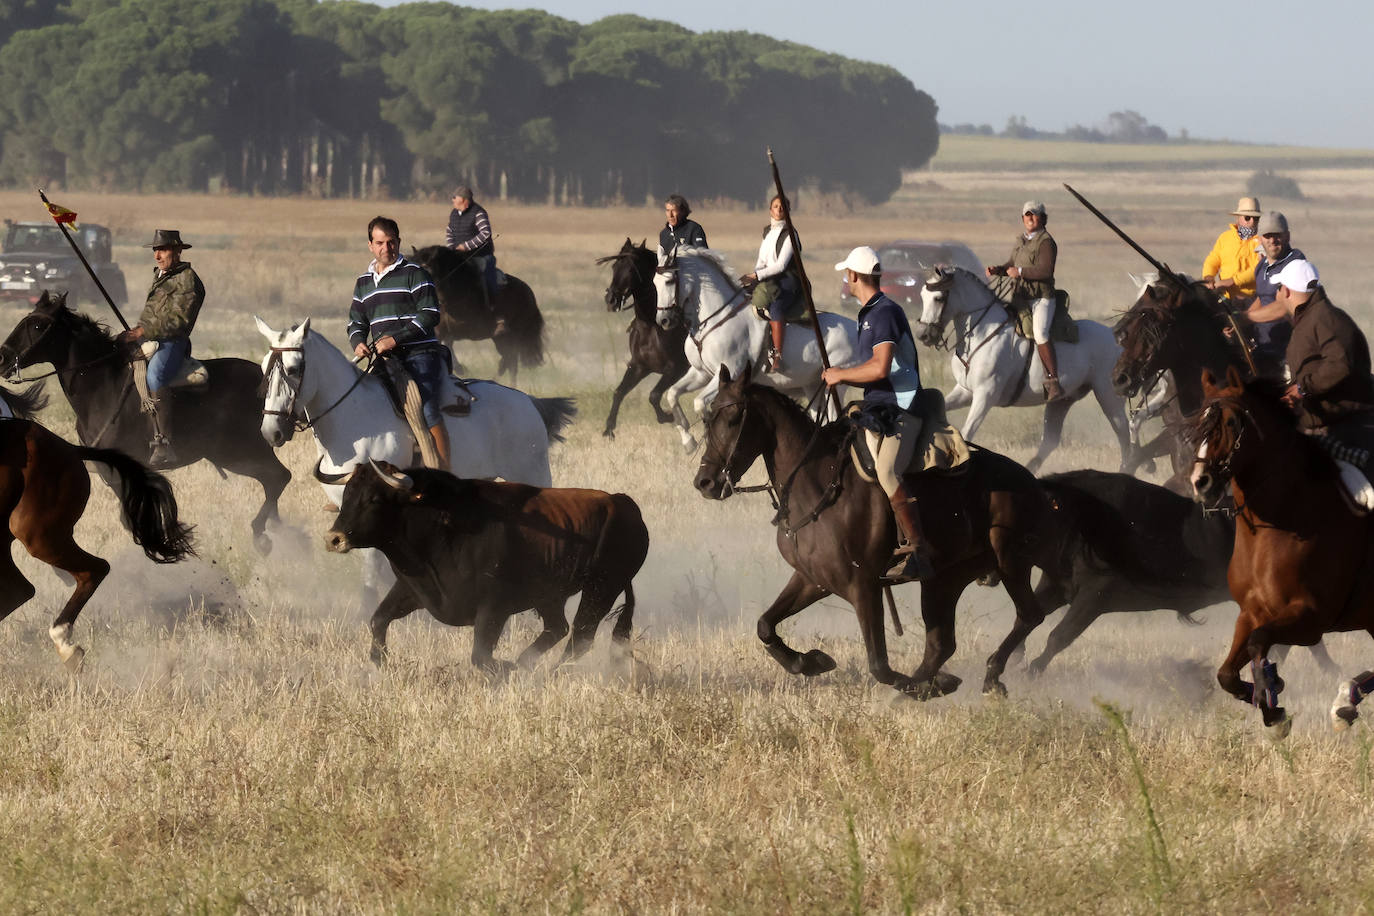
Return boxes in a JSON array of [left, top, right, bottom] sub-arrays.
[[695, 365, 1056, 699], [1028, 469, 1337, 675], [596, 238, 688, 438], [409, 245, 545, 381], [1112, 275, 1267, 493], [0, 291, 290, 552]]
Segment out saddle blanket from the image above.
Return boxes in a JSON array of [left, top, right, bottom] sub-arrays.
[[1007, 289, 1079, 344], [139, 340, 208, 389]]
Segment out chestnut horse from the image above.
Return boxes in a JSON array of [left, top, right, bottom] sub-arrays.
[[1190, 367, 1374, 735], [0, 410, 194, 668], [694, 365, 1055, 699]]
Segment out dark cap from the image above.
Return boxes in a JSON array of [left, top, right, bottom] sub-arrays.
[[143, 228, 191, 249], [452, 186, 474, 201]]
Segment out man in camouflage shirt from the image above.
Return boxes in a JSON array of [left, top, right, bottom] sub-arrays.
[[118, 228, 205, 467]]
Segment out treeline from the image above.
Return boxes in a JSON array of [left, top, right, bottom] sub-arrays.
[[0, 0, 939, 205], [944, 110, 1174, 144]]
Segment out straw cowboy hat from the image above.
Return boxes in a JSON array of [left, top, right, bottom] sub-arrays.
[[1230, 197, 1261, 218]]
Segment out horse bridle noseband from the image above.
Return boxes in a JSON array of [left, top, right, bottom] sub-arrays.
[[262, 343, 371, 432]]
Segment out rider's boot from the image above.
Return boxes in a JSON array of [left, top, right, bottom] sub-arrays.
[[148, 395, 178, 468], [766, 320, 785, 373], [886, 482, 936, 582], [428, 423, 452, 472], [1036, 342, 1065, 401]]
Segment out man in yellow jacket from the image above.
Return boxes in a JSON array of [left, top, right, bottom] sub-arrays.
[[1202, 196, 1262, 302]]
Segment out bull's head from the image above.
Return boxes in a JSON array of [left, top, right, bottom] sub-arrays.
[[322, 459, 420, 553]]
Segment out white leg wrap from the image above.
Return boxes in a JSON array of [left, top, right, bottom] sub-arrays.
[[1336, 460, 1374, 515]]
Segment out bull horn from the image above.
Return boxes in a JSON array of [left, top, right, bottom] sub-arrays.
[[368, 459, 414, 491], [313, 457, 356, 486]]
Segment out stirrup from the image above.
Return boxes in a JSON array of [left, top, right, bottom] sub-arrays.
[[765, 347, 783, 373], [884, 549, 934, 583]]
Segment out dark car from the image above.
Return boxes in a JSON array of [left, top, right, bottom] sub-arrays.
[[0, 220, 127, 306], [840, 240, 983, 308]]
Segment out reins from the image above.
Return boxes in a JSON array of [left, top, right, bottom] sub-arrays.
[[923, 277, 1017, 372], [262, 343, 373, 432]]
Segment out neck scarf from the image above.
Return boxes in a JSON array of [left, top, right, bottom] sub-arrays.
[[1237, 225, 1256, 240], [770, 217, 785, 231]]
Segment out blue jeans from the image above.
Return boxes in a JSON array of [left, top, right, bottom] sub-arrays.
[[146, 337, 191, 393], [396, 347, 447, 427]]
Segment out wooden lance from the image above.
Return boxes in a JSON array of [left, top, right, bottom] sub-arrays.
[[37, 189, 129, 330], [767, 149, 903, 637], [767, 148, 841, 417]]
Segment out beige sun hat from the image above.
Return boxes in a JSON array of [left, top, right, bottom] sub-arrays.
[[1231, 197, 1262, 217]]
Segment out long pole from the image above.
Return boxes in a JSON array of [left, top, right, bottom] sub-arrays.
[[768, 149, 903, 633], [767, 148, 840, 416], [1062, 183, 1178, 282], [37, 189, 129, 330]]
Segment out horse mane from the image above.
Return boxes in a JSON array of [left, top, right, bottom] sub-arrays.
[[745, 382, 850, 446], [52, 298, 118, 351], [675, 246, 738, 283]]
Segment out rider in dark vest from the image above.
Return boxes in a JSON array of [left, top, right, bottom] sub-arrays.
[[116, 228, 205, 468], [657, 193, 707, 260], [445, 185, 499, 325], [743, 194, 800, 373], [985, 200, 1062, 400], [822, 247, 933, 582]]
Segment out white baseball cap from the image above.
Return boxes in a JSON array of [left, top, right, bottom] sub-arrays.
[[835, 246, 881, 274], [1270, 258, 1320, 293]]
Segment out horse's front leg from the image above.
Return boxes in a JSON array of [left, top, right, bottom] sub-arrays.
[[1331, 637, 1374, 730], [852, 582, 901, 686], [648, 366, 687, 424], [663, 365, 713, 453], [1246, 626, 1291, 735], [901, 575, 966, 700], [1217, 613, 1258, 706], [1090, 384, 1135, 474], [757, 571, 833, 676], [959, 388, 994, 442]]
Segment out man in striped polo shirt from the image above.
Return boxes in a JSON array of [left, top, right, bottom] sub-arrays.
[[349, 215, 451, 470]]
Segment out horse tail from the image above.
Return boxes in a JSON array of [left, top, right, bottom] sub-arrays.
[[505, 279, 545, 368], [532, 396, 577, 444], [77, 446, 196, 563], [1, 382, 47, 420]]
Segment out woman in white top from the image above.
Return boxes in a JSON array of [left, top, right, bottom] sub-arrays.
[[743, 195, 800, 372]]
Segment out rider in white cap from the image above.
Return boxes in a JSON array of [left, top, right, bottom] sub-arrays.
[[985, 200, 1063, 400], [822, 246, 933, 582]]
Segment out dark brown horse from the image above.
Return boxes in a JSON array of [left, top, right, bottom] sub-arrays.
[[0, 404, 194, 668], [0, 292, 289, 552], [409, 245, 545, 381], [1112, 275, 1264, 493], [694, 365, 1055, 698], [1189, 367, 1374, 736], [595, 238, 688, 438]]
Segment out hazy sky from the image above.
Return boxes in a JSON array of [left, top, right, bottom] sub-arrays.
[[375, 0, 1373, 149]]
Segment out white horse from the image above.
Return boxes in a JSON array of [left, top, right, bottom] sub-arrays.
[[653, 247, 858, 451], [255, 317, 576, 603], [915, 266, 1132, 473]]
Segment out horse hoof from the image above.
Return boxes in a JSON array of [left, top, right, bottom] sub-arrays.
[[982, 679, 1009, 699], [253, 531, 274, 556], [797, 649, 837, 677], [975, 571, 1000, 588], [931, 670, 963, 695], [602, 429, 615, 439], [1264, 709, 1294, 741], [654, 413, 673, 425], [62, 645, 85, 673], [681, 439, 699, 454], [1142, 459, 1157, 474], [1331, 680, 1359, 731]]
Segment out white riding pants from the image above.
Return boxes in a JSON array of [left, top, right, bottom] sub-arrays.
[[865, 413, 923, 495], [1031, 297, 1055, 344]]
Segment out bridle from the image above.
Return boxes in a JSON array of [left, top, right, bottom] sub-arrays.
[[261, 342, 370, 432], [1191, 400, 1257, 516], [605, 251, 652, 311], [656, 254, 750, 346], [2, 310, 119, 382], [920, 272, 1016, 370]]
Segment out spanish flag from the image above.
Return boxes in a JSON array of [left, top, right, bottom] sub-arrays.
[[45, 199, 77, 227]]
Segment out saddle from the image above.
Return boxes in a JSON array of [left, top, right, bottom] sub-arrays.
[[1000, 289, 1079, 344], [131, 340, 208, 409], [848, 389, 971, 483]]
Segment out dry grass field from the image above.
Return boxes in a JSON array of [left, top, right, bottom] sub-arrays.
[[2, 157, 1374, 913]]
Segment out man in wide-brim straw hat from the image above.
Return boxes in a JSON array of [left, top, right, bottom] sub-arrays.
[[1202, 196, 1263, 302], [117, 228, 205, 467]]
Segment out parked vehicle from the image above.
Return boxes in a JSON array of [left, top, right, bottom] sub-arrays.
[[840, 240, 983, 308], [0, 220, 127, 306]]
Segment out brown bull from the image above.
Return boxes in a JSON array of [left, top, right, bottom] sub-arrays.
[[319, 460, 648, 673]]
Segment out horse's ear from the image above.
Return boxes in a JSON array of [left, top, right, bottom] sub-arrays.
[[718, 364, 732, 385], [1225, 365, 1243, 391], [253, 315, 274, 338], [298, 316, 312, 337], [1200, 369, 1219, 394]]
